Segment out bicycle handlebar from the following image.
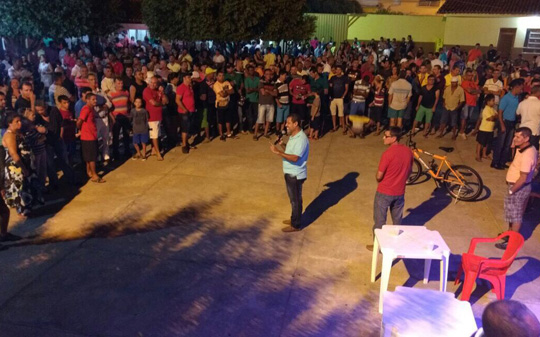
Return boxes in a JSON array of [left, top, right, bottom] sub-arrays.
[[406, 131, 417, 149]]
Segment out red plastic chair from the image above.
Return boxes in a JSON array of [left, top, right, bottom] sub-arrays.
[[455, 231, 524, 301]]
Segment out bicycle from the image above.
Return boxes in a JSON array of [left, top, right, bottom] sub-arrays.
[[406, 132, 484, 201]]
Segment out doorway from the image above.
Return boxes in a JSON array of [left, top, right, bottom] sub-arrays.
[[497, 28, 516, 59]]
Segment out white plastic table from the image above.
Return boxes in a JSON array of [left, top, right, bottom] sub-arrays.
[[371, 225, 451, 313], [381, 286, 478, 337]]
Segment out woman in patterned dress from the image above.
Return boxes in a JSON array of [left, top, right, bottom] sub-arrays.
[[2, 113, 33, 217]]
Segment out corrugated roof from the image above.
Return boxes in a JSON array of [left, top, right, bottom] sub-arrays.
[[438, 0, 540, 15]]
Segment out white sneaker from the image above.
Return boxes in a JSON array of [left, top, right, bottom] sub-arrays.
[[104, 154, 110, 161], [459, 133, 467, 140]]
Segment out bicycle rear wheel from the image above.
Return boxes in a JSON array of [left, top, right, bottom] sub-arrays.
[[407, 158, 423, 185], [443, 165, 483, 201]]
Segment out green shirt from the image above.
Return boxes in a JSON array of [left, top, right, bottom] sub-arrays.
[[308, 76, 328, 104], [225, 72, 243, 93], [244, 76, 260, 103]]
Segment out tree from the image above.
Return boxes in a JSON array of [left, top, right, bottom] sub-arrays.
[[306, 0, 362, 14], [0, 0, 124, 55], [141, 0, 315, 42]]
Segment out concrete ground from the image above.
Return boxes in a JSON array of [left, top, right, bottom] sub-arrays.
[[0, 129, 539, 337]]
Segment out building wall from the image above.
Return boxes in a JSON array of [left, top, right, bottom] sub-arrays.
[[309, 13, 349, 43], [347, 14, 446, 43], [310, 13, 539, 59], [443, 16, 540, 49], [360, 0, 442, 16]]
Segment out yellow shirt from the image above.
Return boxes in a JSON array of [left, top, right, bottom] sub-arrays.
[[179, 54, 193, 70], [213, 80, 232, 108], [167, 62, 181, 73], [479, 105, 497, 132], [263, 53, 276, 69], [506, 145, 538, 183], [418, 73, 429, 87], [444, 74, 462, 87], [443, 86, 465, 111]]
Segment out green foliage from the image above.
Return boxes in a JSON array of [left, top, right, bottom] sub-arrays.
[[0, 0, 123, 38], [306, 0, 362, 14], [141, 0, 316, 41]]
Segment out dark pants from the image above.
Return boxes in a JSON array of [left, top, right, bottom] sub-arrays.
[[112, 114, 131, 157], [291, 103, 307, 123], [46, 139, 75, 186], [491, 120, 516, 167], [163, 113, 178, 149], [207, 105, 218, 138], [246, 101, 258, 132], [373, 191, 405, 234], [285, 174, 305, 228]]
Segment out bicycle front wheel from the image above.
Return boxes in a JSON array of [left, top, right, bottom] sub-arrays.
[[407, 158, 423, 185], [443, 165, 483, 201]]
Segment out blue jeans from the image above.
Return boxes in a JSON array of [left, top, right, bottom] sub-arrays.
[[285, 174, 305, 228], [491, 120, 516, 167], [373, 191, 405, 234], [350, 101, 366, 116]]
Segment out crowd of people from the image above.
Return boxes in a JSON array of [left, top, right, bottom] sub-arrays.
[[0, 34, 539, 228]]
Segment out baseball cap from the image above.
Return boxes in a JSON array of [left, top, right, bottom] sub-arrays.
[[400, 58, 408, 64], [451, 76, 459, 82], [205, 67, 216, 75], [191, 71, 200, 79]]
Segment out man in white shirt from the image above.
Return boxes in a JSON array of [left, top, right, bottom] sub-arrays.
[[100, 66, 115, 96], [516, 85, 540, 149], [483, 70, 504, 110], [213, 50, 225, 69]]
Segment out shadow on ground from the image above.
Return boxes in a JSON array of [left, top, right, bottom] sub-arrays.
[[402, 188, 452, 226], [302, 172, 359, 228], [0, 194, 380, 337]]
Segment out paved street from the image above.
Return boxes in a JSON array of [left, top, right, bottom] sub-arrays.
[[0, 131, 539, 337]]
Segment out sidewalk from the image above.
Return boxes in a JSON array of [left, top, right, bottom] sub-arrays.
[[0, 131, 538, 336]]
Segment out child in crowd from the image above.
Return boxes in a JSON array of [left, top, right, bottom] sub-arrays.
[[307, 92, 321, 140], [130, 97, 149, 161], [476, 94, 497, 162]]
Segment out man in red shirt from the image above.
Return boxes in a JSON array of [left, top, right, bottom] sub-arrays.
[[143, 76, 168, 161], [368, 126, 413, 250], [176, 73, 196, 154], [467, 43, 482, 69], [77, 93, 105, 183]]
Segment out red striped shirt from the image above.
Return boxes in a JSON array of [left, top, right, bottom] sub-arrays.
[[110, 90, 129, 116]]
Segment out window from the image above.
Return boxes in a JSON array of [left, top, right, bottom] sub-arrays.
[[418, 0, 440, 6], [524, 29, 540, 54]]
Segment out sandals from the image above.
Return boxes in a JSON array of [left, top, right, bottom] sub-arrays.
[[91, 178, 106, 183]]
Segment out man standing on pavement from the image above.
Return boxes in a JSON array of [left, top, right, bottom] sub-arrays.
[[176, 73, 196, 153], [491, 80, 523, 169], [77, 93, 105, 183], [516, 85, 540, 149], [368, 126, 413, 251], [496, 127, 538, 249], [438, 77, 465, 139], [143, 76, 168, 161], [270, 113, 309, 232], [388, 71, 412, 128]]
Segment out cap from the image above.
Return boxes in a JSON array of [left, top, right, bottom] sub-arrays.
[[205, 67, 216, 75], [451, 76, 459, 83], [191, 71, 200, 79], [400, 58, 408, 64]]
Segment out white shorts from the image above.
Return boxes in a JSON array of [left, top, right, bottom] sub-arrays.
[[148, 121, 161, 139], [257, 104, 275, 124]]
